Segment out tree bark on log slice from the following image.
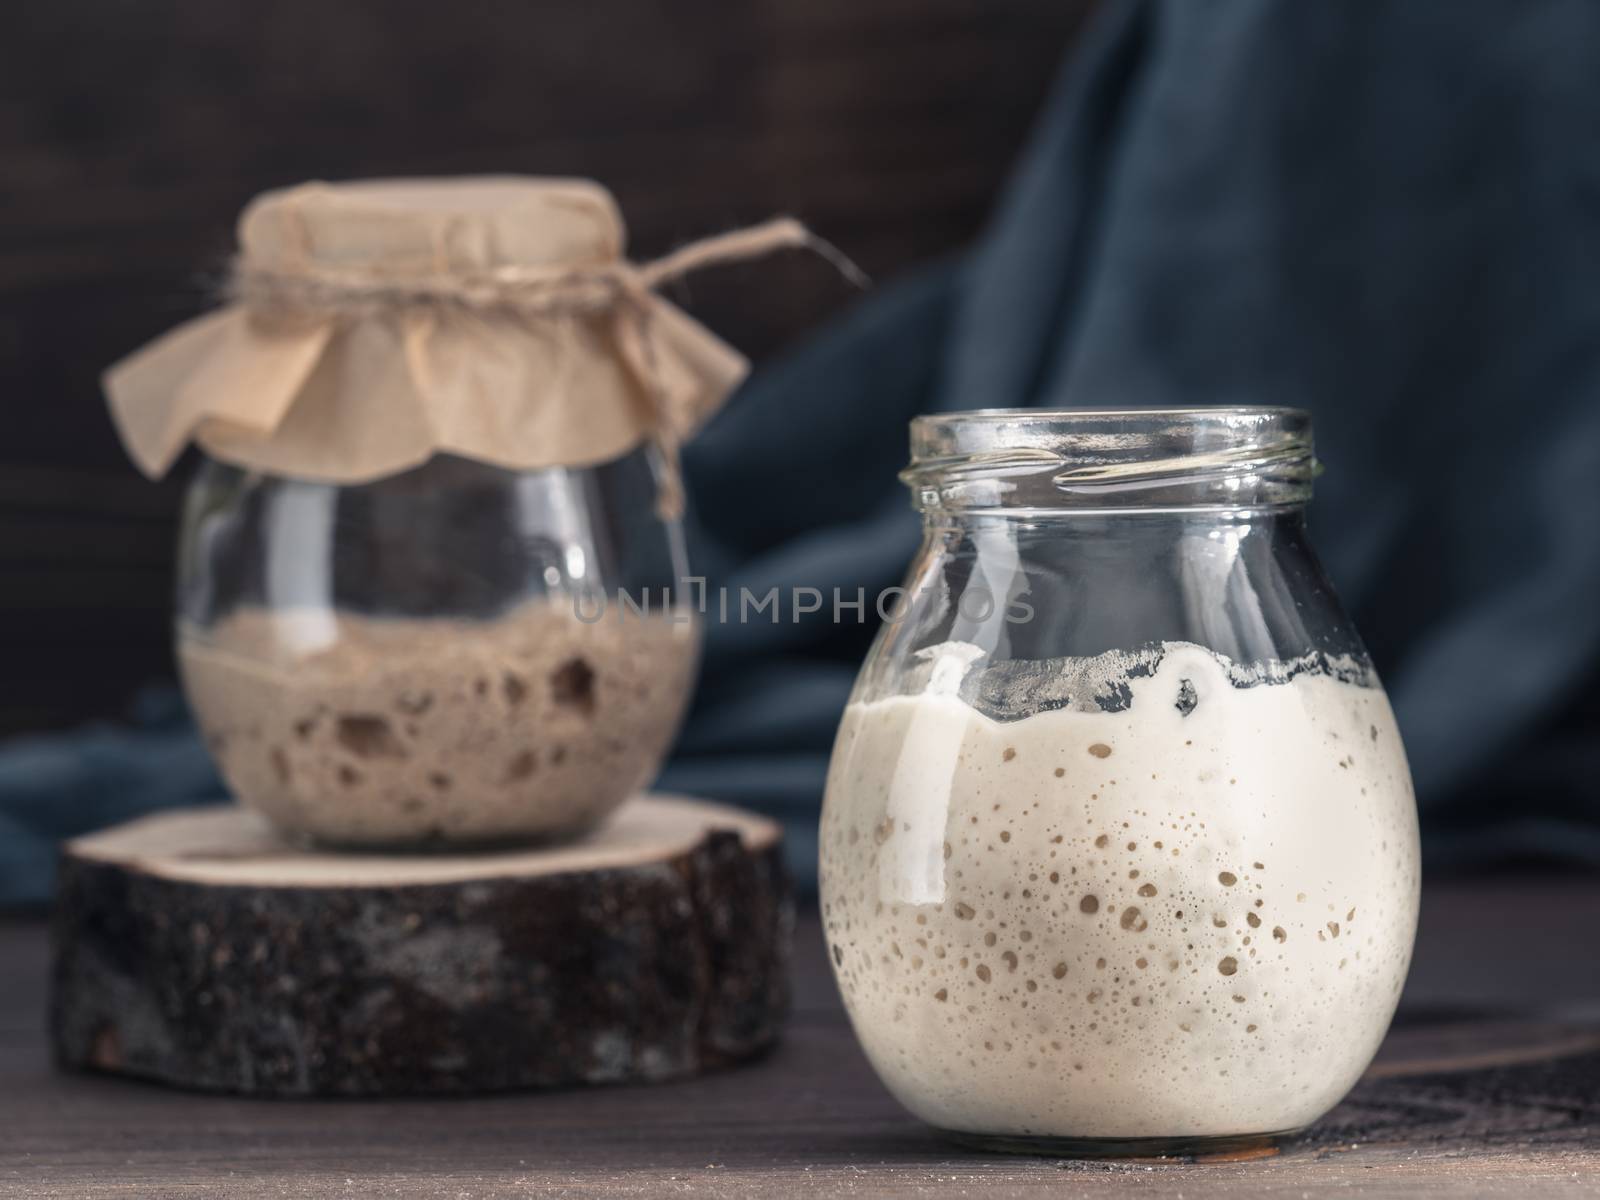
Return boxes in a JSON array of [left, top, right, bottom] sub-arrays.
[[51, 794, 791, 1097]]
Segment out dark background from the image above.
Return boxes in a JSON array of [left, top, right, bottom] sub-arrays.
[[0, 0, 1096, 737]]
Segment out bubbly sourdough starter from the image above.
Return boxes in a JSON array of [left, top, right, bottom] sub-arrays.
[[820, 642, 1419, 1140], [180, 603, 697, 845]]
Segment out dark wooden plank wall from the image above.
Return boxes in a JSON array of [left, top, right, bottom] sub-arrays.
[[0, 0, 1098, 735]]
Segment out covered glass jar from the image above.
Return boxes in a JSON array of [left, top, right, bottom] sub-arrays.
[[820, 408, 1420, 1154], [104, 177, 806, 846]]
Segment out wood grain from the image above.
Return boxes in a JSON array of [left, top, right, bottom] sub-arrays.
[[51, 799, 791, 1096]]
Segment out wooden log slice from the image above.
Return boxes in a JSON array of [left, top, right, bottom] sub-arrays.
[[51, 794, 792, 1097]]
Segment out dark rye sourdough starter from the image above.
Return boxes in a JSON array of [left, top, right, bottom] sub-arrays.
[[179, 602, 697, 845]]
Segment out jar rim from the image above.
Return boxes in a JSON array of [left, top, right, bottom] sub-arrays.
[[912, 404, 1307, 423], [904, 406, 1317, 514]]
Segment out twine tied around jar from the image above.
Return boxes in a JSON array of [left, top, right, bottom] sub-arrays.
[[102, 178, 864, 517]]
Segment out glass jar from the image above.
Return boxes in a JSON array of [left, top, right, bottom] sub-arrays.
[[820, 408, 1419, 1155], [176, 446, 699, 847]]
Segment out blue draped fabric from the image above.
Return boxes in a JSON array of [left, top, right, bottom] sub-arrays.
[[666, 0, 1600, 877]]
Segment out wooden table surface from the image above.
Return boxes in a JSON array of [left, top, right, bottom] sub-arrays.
[[4, 875, 1599, 1198]]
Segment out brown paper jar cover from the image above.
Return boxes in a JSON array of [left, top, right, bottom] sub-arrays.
[[102, 176, 759, 485]]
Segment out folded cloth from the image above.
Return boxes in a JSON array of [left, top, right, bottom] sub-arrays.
[[671, 0, 1600, 881], [0, 690, 226, 908], [5, 0, 1599, 904]]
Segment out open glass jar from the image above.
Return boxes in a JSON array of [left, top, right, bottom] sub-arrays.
[[177, 446, 698, 847], [820, 408, 1419, 1155]]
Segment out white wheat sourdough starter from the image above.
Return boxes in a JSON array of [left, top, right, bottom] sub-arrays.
[[820, 641, 1419, 1140]]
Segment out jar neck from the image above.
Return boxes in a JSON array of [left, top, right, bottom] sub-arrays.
[[902, 407, 1317, 517], [890, 503, 1367, 685]]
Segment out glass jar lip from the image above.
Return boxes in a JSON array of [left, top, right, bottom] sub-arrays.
[[909, 406, 1311, 452], [904, 406, 1317, 513], [913, 404, 1307, 423]]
